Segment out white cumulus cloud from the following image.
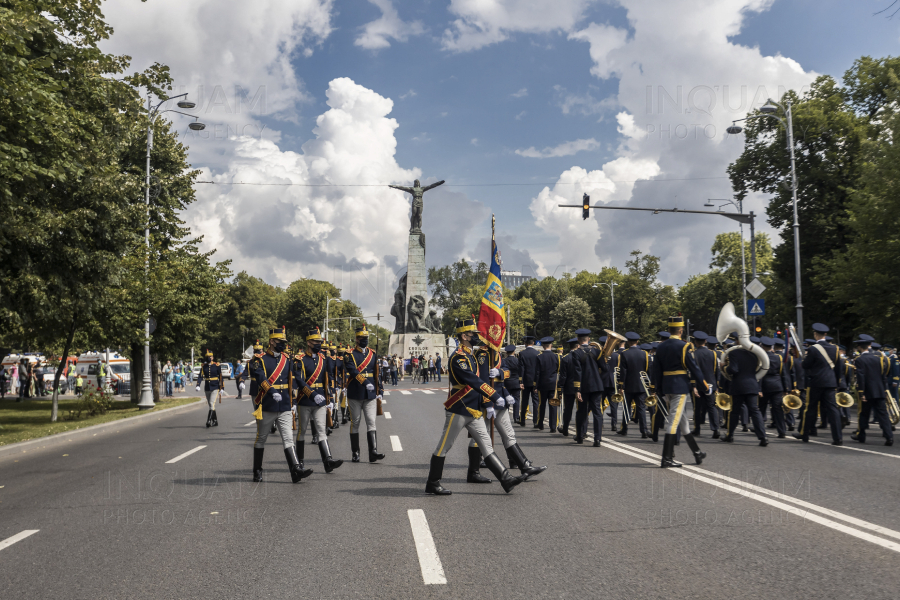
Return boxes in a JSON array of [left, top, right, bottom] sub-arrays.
[[355, 0, 426, 50], [515, 138, 601, 158]]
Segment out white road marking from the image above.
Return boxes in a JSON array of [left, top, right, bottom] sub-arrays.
[[0, 530, 39, 552], [594, 437, 900, 552], [384, 391, 390, 396], [384, 412, 392, 419], [390, 435, 403, 451], [793, 437, 900, 459], [401, 391, 412, 395], [244, 421, 256, 426], [421, 390, 434, 395], [407, 510, 447, 585], [165, 445, 207, 464]]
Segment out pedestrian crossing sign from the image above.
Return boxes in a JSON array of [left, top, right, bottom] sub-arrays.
[[749, 299, 765, 315]]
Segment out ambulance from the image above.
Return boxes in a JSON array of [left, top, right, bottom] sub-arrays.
[[74, 351, 131, 394]]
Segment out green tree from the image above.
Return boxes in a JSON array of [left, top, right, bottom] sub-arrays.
[[204, 272, 285, 357], [427, 259, 488, 334], [512, 275, 572, 337], [549, 296, 593, 342], [615, 251, 678, 338]]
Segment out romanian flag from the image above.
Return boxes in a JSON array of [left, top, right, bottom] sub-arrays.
[[477, 215, 507, 352]]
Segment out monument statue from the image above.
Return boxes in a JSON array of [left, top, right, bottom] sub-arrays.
[[406, 294, 427, 333], [389, 179, 446, 233], [390, 273, 407, 334], [424, 308, 443, 334]]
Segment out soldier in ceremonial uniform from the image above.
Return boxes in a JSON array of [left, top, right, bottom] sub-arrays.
[[758, 337, 788, 438], [249, 327, 311, 483], [689, 332, 719, 438], [557, 338, 579, 436], [425, 319, 527, 495], [720, 336, 768, 446], [649, 316, 709, 467], [344, 326, 385, 463], [196, 350, 224, 428], [851, 338, 894, 446], [535, 336, 561, 431], [518, 335, 540, 426], [792, 323, 844, 445], [502, 344, 523, 422], [294, 328, 344, 474], [326, 345, 340, 429], [471, 339, 546, 482], [571, 328, 606, 446], [618, 332, 650, 438], [605, 336, 625, 432]]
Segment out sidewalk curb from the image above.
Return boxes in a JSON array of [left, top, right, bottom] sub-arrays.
[[0, 399, 205, 458]]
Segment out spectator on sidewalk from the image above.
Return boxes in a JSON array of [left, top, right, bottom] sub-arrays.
[[390, 355, 399, 386], [0, 368, 9, 399], [435, 354, 442, 382], [163, 361, 174, 397], [75, 374, 84, 396]]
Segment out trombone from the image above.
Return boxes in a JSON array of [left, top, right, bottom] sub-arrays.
[[887, 387, 900, 425], [641, 371, 667, 416], [611, 367, 625, 403]]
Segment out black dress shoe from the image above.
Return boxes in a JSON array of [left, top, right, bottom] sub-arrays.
[[593, 440, 601, 447], [886, 439, 893, 446], [557, 427, 569, 436], [537, 424, 544, 431], [788, 425, 794, 431], [721, 435, 734, 443], [712, 431, 720, 439], [741, 426, 749, 432], [777, 433, 785, 439], [832, 440, 843, 446], [793, 433, 809, 443], [573, 437, 584, 444], [641, 433, 648, 439], [850, 433, 861, 442], [759, 439, 768, 447]]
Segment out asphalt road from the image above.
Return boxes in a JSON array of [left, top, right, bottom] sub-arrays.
[[1, 378, 898, 600]]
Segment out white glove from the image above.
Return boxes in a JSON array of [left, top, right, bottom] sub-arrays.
[[313, 394, 326, 405], [272, 392, 282, 402], [328, 402, 335, 411], [707, 384, 713, 395], [506, 394, 516, 406], [341, 388, 347, 398], [291, 405, 297, 415], [366, 383, 375, 391], [239, 383, 245, 390], [195, 386, 200, 392], [376, 394, 383, 401], [495, 396, 506, 408], [489, 368, 500, 377], [486, 406, 496, 420]]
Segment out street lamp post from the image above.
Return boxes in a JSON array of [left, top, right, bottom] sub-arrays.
[[592, 282, 618, 331], [727, 98, 803, 337], [705, 198, 754, 320], [138, 94, 205, 410], [325, 297, 342, 342]]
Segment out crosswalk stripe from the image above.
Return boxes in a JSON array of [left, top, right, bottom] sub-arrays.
[[421, 390, 434, 395], [401, 391, 412, 395], [0, 530, 39, 552], [384, 412, 392, 419]]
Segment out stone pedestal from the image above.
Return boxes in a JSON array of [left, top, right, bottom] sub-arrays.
[[389, 332, 447, 363]]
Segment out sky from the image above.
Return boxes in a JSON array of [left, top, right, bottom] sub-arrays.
[[100, 0, 900, 324]]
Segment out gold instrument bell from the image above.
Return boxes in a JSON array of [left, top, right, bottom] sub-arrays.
[[715, 392, 733, 411], [836, 391, 855, 408], [782, 393, 803, 411]]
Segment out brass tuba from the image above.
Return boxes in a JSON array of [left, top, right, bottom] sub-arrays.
[[601, 329, 627, 360], [716, 302, 769, 380]]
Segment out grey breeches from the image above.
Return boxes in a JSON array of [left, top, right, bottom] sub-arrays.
[[254, 411, 294, 449], [349, 399, 377, 433], [205, 388, 220, 410], [663, 393, 691, 436], [434, 411, 494, 458], [467, 408, 516, 449], [297, 405, 328, 441]]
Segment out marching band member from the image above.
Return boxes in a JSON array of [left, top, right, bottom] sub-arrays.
[[759, 337, 788, 439], [572, 328, 606, 447], [721, 336, 768, 446], [649, 316, 709, 467], [618, 332, 649, 438], [851, 338, 894, 446], [518, 335, 540, 427], [535, 336, 561, 432], [689, 331, 719, 438], [793, 323, 845, 445], [557, 338, 579, 436], [501, 344, 523, 422]]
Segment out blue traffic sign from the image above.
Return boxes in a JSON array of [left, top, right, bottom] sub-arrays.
[[748, 299, 766, 316]]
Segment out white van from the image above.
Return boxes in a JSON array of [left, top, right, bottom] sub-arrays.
[[75, 351, 131, 394]]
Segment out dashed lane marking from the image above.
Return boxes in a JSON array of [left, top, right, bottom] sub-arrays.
[[407, 510, 447, 585], [401, 391, 412, 395], [165, 445, 207, 464], [244, 421, 256, 426], [0, 530, 39, 552], [390, 435, 403, 451], [384, 412, 392, 419]]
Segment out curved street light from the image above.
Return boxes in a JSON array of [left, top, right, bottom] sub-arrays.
[[325, 297, 342, 342], [137, 94, 206, 410], [726, 98, 803, 337], [592, 282, 618, 332]]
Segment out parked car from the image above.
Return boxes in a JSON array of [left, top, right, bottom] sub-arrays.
[[219, 362, 233, 379]]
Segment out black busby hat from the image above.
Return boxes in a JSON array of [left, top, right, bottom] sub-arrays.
[[252, 339, 263, 351], [355, 325, 370, 337], [269, 326, 286, 340], [306, 327, 323, 341]]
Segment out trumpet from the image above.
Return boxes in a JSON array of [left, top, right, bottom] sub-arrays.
[[887, 388, 900, 425], [611, 366, 625, 403]]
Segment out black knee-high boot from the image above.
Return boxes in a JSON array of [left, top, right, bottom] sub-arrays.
[[661, 433, 681, 468], [350, 433, 361, 462], [252, 447, 264, 482], [467, 446, 491, 483], [506, 443, 547, 478], [318, 440, 343, 473], [483, 453, 525, 493], [367, 431, 385, 462], [683, 433, 706, 465], [425, 455, 451, 495]]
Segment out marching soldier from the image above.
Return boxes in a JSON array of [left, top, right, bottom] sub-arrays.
[[775, 339, 797, 431], [720, 336, 768, 446], [689, 332, 719, 438], [649, 316, 709, 467], [518, 335, 540, 426], [425, 319, 527, 495], [759, 337, 788, 439], [501, 344, 523, 422], [535, 336, 561, 432], [557, 338, 579, 436], [649, 333, 675, 442], [572, 328, 606, 446], [472, 340, 546, 482], [337, 346, 350, 424], [327, 345, 339, 430], [618, 332, 650, 438], [851, 338, 894, 446], [294, 328, 344, 474], [196, 349, 224, 428], [344, 326, 385, 463], [249, 327, 311, 483], [792, 323, 844, 445], [607, 337, 626, 433]]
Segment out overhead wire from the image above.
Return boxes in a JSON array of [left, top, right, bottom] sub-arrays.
[[193, 176, 729, 187]]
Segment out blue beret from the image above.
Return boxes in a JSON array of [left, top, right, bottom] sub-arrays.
[[812, 323, 829, 333], [859, 334, 875, 342], [658, 331, 670, 339], [724, 339, 736, 346], [692, 330, 708, 340], [625, 331, 641, 341], [705, 335, 719, 345], [651, 341, 660, 348], [504, 344, 516, 353], [574, 328, 591, 336], [825, 336, 833, 342]]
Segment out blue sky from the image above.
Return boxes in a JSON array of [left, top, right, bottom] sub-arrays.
[[103, 0, 900, 318]]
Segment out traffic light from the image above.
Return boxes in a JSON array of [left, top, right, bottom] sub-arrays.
[[582, 193, 590, 220]]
